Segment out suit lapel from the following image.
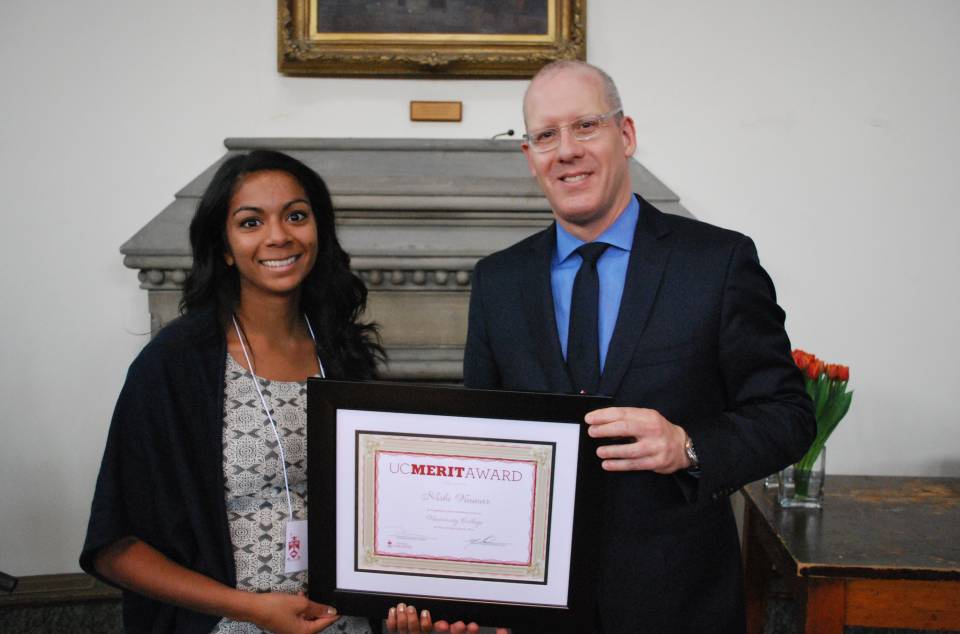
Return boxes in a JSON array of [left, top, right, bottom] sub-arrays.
[[599, 197, 674, 396], [521, 226, 574, 393]]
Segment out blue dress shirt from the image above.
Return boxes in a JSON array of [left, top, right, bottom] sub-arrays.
[[551, 196, 640, 371]]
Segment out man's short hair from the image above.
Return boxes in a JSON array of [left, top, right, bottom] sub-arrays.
[[523, 60, 623, 126]]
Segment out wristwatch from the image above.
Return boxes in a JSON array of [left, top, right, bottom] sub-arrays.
[[684, 433, 700, 469]]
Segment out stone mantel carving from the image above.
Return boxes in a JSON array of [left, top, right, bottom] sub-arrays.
[[122, 138, 690, 380]]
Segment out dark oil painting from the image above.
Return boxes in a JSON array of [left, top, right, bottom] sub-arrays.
[[317, 0, 549, 36]]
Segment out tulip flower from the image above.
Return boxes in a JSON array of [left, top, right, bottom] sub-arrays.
[[790, 349, 854, 496]]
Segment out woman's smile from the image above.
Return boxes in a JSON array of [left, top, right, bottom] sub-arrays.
[[259, 254, 301, 269]]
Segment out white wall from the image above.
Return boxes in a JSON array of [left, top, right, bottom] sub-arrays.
[[1, 1, 957, 576]]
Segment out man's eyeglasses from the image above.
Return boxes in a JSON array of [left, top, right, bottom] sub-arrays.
[[523, 109, 623, 153]]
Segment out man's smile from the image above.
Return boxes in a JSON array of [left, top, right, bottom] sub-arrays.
[[559, 171, 592, 184]]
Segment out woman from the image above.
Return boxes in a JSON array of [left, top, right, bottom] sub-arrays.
[[80, 150, 383, 633]]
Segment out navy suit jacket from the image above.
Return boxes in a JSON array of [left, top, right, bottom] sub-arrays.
[[464, 195, 815, 633]]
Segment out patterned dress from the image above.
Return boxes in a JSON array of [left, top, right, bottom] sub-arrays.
[[214, 354, 372, 634]]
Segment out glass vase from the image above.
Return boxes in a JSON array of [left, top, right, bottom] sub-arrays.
[[762, 474, 779, 489], [777, 446, 826, 509]]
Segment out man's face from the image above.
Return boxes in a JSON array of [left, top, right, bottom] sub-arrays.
[[522, 69, 637, 241]]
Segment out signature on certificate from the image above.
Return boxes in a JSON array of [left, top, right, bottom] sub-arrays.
[[466, 535, 508, 548]]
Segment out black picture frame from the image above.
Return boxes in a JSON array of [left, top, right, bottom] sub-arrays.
[[307, 379, 608, 632]]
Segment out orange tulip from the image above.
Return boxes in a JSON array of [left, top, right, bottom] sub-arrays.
[[792, 350, 805, 369], [806, 360, 824, 380], [792, 349, 817, 371]]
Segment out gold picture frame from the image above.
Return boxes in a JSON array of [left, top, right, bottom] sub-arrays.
[[278, 0, 585, 78]]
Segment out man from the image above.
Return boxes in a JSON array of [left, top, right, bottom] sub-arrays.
[[463, 61, 815, 632]]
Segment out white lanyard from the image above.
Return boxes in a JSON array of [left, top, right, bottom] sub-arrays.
[[231, 313, 326, 519]]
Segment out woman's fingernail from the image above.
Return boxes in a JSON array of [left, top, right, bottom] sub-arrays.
[[389, 607, 396, 616], [326, 606, 337, 615], [422, 609, 429, 618]]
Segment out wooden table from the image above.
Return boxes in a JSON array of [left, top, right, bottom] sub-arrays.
[[741, 475, 960, 633]]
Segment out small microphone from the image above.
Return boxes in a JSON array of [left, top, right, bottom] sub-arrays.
[[492, 129, 515, 140]]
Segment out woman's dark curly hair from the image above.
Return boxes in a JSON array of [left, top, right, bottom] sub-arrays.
[[180, 150, 383, 379]]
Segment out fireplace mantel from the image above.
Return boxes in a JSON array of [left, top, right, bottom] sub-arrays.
[[121, 138, 691, 380]]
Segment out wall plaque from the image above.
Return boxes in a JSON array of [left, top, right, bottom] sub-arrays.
[[410, 101, 462, 121]]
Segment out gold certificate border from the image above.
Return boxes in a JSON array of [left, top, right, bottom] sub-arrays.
[[356, 432, 554, 583]]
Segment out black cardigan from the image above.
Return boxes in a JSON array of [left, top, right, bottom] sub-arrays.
[[81, 309, 234, 632], [81, 308, 365, 632]]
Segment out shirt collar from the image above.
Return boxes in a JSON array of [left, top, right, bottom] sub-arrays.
[[554, 195, 640, 264]]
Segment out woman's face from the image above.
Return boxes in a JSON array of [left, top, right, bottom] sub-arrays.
[[224, 170, 319, 302]]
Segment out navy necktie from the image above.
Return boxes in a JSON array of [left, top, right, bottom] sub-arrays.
[[567, 242, 610, 394]]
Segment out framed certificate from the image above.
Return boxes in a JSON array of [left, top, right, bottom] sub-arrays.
[[307, 380, 608, 631]]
